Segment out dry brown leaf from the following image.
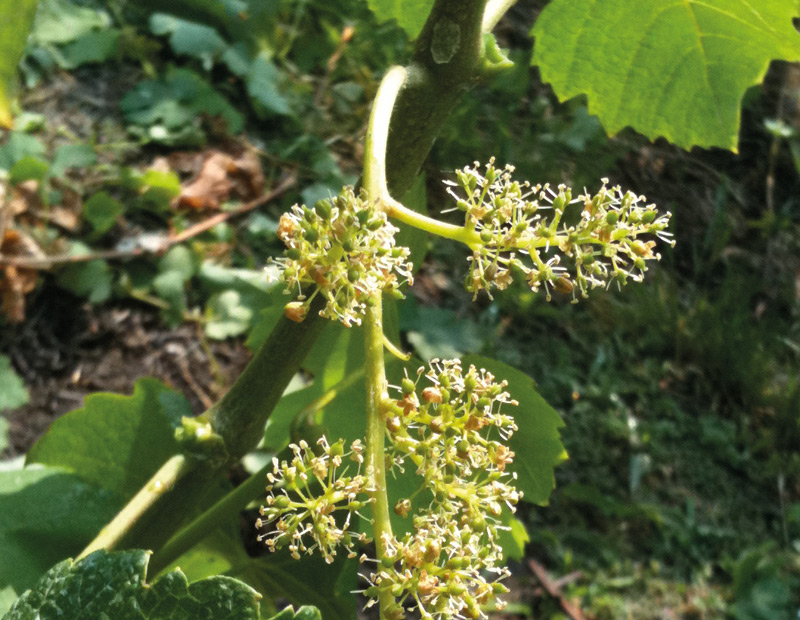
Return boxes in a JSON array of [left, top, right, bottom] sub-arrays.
[[48, 184, 82, 231], [0, 229, 44, 323], [230, 149, 265, 200], [173, 148, 265, 211], [174, 152, 235, 210], [9, 180, 40, 218]]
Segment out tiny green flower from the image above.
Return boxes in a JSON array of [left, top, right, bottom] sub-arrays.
[[446, 159, 674, 301], [275, 187, 413, 327]]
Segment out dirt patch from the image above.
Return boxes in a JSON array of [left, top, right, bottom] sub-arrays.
[[1, 285, 251, 458]]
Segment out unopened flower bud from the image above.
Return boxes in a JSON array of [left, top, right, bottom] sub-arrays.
[[284, 301, 308, 322]]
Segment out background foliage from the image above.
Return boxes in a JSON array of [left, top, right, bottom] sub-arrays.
[[0, 0, 799, 619]]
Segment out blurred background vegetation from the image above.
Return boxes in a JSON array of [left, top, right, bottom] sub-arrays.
[[0, 0, 799, 618]]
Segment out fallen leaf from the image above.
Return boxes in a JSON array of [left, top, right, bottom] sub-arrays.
[[8, 179, 39, 218], [48, 184, 82, 231], [174, 151, 234, 210], [229, 149, 264, 199], [173, 148, 264, 211], [0, 229, 44, 322]]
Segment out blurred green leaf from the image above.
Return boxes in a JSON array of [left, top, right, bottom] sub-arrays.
[[30, 0, 108, 45], [8, 156, 48, 184], [497, 512, 529, 561], [0, 132, 45, 171], [137, 168, 182, 211], [0, 466, 120, 609], [199, 263, 280, 340], [152, 246, 198, 323], [55, 243, 112, 303], [365, 0, 433, 39], [60, 30, 119, 68], [532, 0, 800, 150], [462, 355, 567, 505], [3, 549, 261, 620], [247, 53, 292, 117], [26, 378, 190, 498], [401, 303, 482, 360], [0, 0, 38, 126], [83, 191, 123, 236], [0, 355, 27, 412], [205, 290, 254, 339], [150, 14, 228, 71], [122, 69, 243, 145], [50, 143, 96, 178]]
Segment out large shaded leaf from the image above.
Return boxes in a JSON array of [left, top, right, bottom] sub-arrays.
[[532, 0, 800, 151], [166, 526, 353, 620], [0, 0, 38, 126], [2, 549, 261, 620], [462, 355, 567, 505], [26, 378, 190, 498], [366, 0, 434, 39], [0, 466, 120, 608], [239, 550, 355, 620]]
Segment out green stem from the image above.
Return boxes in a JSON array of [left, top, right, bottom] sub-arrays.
[[363, 298, 394, 618], [202, 297, 328, 461], [79, 455, 190, 559], [385, 0, 490, 197], [148, 459, 272, 575], [363, 66, 408, 619], [385, 198, 481, 248]]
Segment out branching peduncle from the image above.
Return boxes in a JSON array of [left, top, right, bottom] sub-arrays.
[[481, 0, 518, 32], [363, 65, 405, 620]]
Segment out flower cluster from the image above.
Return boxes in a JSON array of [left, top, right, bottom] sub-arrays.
[[256, 437, 371, 564], [446, 159, 674, 301], [276, 186, 413, 326], [364, 360, 521, 619]]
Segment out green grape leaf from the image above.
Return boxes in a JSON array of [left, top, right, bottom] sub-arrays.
[[266, 606, 322, 620], [83, 191, 124, 236], [30, 0, 109, 45], [121, 69, 243, 145], [2, 549, 261, 620], [60, 29, 119, 68], [0, 0, 38, 126], [365, 0, 434, 39], [532, 0, 800, 151], [54, 243, 112, 303], [496, 512, 529, 562], [0, 466, 120, 608], [8, 156, 49, 184], [198, 263, 280, 340], [247, 53, 292, 117], [26, 378, 191, 499], [462, 355, 568, 505], [149, 13, 228, 71], [0, 132, 45, 172], [49, 143, 96, 178], [239, 550, 354, 620], [0, 355, 28, 411], [162, 526, 339, 620]]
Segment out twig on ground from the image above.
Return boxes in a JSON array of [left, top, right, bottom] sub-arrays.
[[0, 173, 297, 269], [528, 558, 590, 620]]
